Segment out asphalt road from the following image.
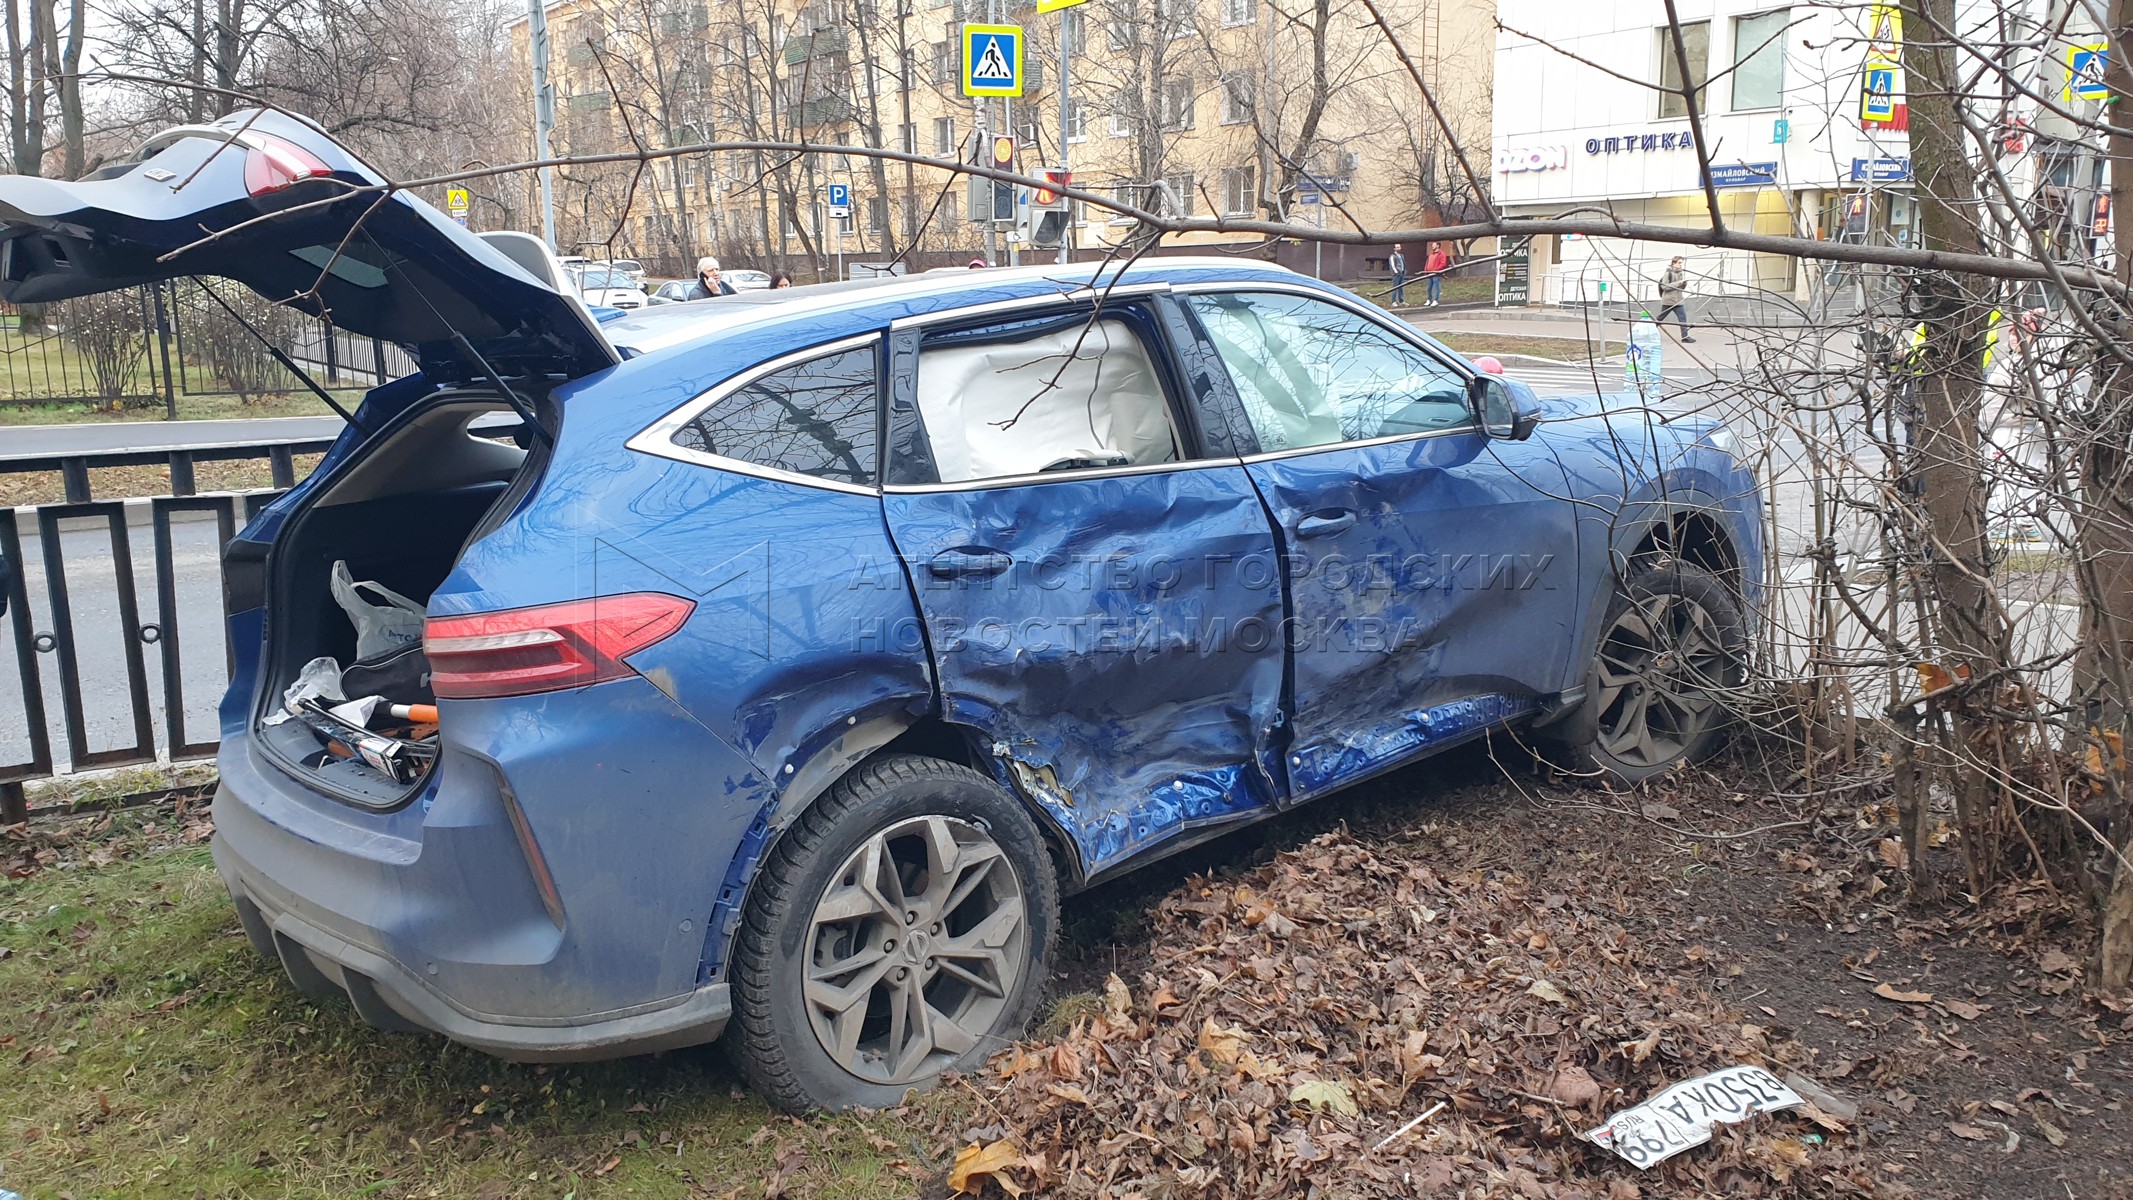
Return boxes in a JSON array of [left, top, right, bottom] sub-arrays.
[[0, 414, 349, 461], [2, 516, 229, 775]]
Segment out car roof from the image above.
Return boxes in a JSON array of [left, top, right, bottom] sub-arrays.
[[602, 256, 1310, 358]]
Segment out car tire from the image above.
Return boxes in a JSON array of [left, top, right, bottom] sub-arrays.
[[728, 753, 1058, 1113], [1551, 562, 1747, 785]]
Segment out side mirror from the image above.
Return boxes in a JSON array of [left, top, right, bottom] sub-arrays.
[[1467, 374, 1543, 440]]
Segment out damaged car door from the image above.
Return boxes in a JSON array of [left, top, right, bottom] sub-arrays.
[[1183, 287, 1582, 800], [880, 298, 1286, 880]]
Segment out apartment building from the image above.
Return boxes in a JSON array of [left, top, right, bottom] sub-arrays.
[[507, 0, 1491, 278]]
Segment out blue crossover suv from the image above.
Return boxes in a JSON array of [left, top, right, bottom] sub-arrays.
[[0, 111, 1761, 1111]]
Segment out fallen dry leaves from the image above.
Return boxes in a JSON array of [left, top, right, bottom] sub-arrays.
[[965, 828, 1893, 1197]]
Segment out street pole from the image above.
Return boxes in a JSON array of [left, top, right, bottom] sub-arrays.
[[527, 0, 558, 251], [977, 99, 998, 266], [990, 0, 1010, 266], [1057, 8, 1071, 265]]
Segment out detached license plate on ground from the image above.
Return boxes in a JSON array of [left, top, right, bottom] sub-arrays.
[[1585, 1065, 1804, 1169]]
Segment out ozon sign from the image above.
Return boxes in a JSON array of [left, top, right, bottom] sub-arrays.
[[1496, 146, 1569, 173]]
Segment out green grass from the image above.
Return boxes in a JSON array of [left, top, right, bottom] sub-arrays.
[[1337, 274, 1494, 309], [1426, 332, 1625, 361], [0, 824, 932, 1200], [0, 390, 354, 426]]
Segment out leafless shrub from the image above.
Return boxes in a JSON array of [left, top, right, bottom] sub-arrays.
[[60, 289, 151, 411], [182, 286, 298, 406]]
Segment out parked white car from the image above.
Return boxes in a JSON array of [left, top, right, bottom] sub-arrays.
[[571, 265, 649, 309], [601, 258, 647, 286], [726, 269, 772, 291]]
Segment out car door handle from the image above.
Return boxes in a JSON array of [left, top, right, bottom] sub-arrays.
[[1294, 510, 1357, 540], [928, 548, 1014, 579]]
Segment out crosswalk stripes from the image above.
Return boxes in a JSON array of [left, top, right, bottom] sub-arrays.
[[1502, 364, 1620, 394]]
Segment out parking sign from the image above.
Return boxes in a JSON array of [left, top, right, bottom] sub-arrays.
[[962, 23, 1023, 97], [827, 182, 850, 218]]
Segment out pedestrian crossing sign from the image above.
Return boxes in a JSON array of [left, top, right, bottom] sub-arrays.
[[962, 23, 1023, 97], [2066, 42, 2110, 102], [1860, 62, 1900, 123]]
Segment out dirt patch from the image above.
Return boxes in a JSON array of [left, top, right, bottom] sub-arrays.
[[962, 744, 2131, 1199], [0, 453, 323, 507], [3, 746, 2124, 1199]]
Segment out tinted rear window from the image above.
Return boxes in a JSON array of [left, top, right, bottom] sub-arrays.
[[670, 345, 878, 486]]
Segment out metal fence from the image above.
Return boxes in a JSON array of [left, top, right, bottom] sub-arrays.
[[0, 438, 325, 822], [0, 279, 414, 415]]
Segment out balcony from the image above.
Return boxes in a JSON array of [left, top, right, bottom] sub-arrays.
[[797, 95, 852, 126], [783, 27, 849, 64]]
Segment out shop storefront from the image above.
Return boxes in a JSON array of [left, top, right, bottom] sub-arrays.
[[1494, 2, 1916, 308]]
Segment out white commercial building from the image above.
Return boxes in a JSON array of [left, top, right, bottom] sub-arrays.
[[1493, 2, 1923, 308]]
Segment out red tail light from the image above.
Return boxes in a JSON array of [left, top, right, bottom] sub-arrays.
[[425, 593, 696, 700], [244, 133, 333, 196]]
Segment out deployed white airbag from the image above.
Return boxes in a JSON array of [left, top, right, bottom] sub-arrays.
[[917, 319, 1176, 482]]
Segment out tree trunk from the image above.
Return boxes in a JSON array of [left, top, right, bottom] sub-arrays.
[[214, 0, 243, 113], [1901, 0, 2007, 893], [188, 0, 207, 123], [849, 0, 898, 260], [56, 0, 80, 176], [4, 0, 30, 176], [2089, 0, 2133, 991]]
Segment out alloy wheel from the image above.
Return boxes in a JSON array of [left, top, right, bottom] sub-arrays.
[[800, 815, 1029, 1085], [1592, 588, 1737, 769]]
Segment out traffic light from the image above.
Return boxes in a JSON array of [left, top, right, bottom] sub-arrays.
[[1032, 167, 1070, 210], [1028, 208, 1070, 248]]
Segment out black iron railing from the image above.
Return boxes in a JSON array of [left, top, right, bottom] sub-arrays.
[[0, 436, 328, 821]]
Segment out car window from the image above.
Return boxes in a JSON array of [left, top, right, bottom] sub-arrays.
[[670, 345, 878, 486], [912, 315, 1178, 483], [1186, 291, 1471, 452]]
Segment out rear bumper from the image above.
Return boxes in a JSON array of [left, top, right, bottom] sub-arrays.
[[215, 824, 731, 1061]]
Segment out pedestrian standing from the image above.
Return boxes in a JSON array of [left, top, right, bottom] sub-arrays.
[[1657, 255, 1694, 342], [687, 256, 737, 299], [1424, 242, 1450, 306], [1388, 245, 1408, 305]]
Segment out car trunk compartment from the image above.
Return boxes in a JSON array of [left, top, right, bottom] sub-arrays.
[[252, 392, 548, 809]]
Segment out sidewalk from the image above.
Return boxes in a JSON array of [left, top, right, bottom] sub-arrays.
[[1409, 309, 1757, 366]]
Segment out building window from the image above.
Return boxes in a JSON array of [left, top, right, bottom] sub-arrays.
[[902, 122, 918, 154], [1155, 0, 1191, 37], [1223, 0, 1253, 26], [1106, 20, 1136, 50], [1112, 180, 1139, 216], [932, 39, 955, 83], [1110, 109, 1133, 138], [1161, 77, 1196, 131], [934, 116, 956, 156], [1220, 74, 1252, 125], [867, 195, 889, 233], [1162, 171, 1194, 215], [1064, 8, 1088, 54], [1222, 165, 1255, 215], [1066, 99, 1088, 141], [1730, 10, 1788, 110], [943, 191, 959, 224], [1656, 21, 1709, 119]]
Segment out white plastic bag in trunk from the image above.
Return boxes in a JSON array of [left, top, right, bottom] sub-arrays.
[[330, 560, 427, 660]]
